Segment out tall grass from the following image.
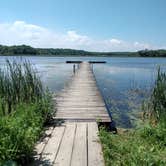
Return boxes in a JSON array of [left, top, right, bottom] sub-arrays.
[[99, 126, 166, 166], [143, 68, 166, 125], [0, 59, 54, 165], [0, 60, 44, 115]]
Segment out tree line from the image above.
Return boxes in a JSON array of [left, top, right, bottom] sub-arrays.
[[138, 49, 166, 57], [0, 44, 166, 57]]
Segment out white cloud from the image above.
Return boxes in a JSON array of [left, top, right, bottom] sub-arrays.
[[65, 31, 90, 43], [109, 38, 122, 45], [0, 20, 158, 51], [133, 41, 150, 50]]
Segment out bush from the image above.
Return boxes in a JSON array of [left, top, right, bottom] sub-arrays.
[[0, 104, 42, 163]]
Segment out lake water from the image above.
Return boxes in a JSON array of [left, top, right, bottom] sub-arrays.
[[1, 56, 166, 128]]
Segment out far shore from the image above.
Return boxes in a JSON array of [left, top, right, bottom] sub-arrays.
[[0, 54, 166, 58], [0, 44, 166, 57]]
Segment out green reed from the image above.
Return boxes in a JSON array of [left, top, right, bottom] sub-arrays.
[[0, 60, 54, 164], [143, 68, 166, 125], [0, 60, 44, 115], [151, 68, 166, 123]]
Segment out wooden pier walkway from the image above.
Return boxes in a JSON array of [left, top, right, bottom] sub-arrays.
[[33, 62, 111, 166], [55, 61, 111, 122]]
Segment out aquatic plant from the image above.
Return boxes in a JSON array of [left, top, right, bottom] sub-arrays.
[[0, 60, 44, 115], [143, 68, 166, 125]]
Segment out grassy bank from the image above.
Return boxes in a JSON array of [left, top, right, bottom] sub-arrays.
[[100, 125, 166, 166], [99, 68, 166, 166], [0, 60, 54, 165]]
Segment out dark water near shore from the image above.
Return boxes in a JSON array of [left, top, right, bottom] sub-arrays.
[[0, 56, 166, 128]]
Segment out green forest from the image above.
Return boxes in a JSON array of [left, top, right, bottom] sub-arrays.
[[0, 45, 166, 57]]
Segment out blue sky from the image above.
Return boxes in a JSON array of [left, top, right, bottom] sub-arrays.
[[0, 0, 166, 51]]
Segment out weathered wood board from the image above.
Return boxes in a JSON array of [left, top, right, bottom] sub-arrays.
[[54, 62, 111, 122], [33, 122, 105, 166]]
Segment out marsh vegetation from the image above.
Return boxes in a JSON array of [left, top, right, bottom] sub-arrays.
[[0, 60, 54, 165], [99, 68, 166, 166]]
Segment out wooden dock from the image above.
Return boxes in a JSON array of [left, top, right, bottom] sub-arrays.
[[33, 122, 104, 166], [54, 61, 111, 122], [33, 62, 111, 166]]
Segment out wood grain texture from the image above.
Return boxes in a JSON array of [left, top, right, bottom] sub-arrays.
[[70, 123, 87, 166], [33, 122, 105, 166], [32, 62, 108, 166], [54, 62, 111, 122]]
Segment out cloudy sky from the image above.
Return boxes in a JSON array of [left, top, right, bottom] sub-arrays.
[[0, 0, 166, 51]]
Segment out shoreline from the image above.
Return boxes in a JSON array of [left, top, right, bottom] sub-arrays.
[[0, 54, 166, 58]]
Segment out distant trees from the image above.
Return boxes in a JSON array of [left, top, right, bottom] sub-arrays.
[[0, 45, 92, 56], [138, 49, 166, 57], [0, 45, 166, 57], [0, 45, 37, 55], [37, 48, 91, 56]]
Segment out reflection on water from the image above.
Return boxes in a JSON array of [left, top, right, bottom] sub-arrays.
[[0, 56, 166, 128], [94, 64, 156, 128]]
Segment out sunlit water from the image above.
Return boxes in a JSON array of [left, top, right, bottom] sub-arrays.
[[0, 56, 166, 128]]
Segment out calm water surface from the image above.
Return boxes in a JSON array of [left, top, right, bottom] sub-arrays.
[[1, 56, 166, 128]]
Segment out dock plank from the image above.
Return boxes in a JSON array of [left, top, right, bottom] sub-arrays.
[[70, 123, 87, 166], [33, 61, 110, 166], [33, 127, 54, 161], [33, 122, 106, 166], [88, 123, 105, 166], [54, 62, 111, 122], [41, 126, 65, 165], [54, 123, 76, 166]]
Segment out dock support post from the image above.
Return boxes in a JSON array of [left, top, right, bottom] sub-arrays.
[[73, 64, 76, 74], [90, 63, 93, 73]]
